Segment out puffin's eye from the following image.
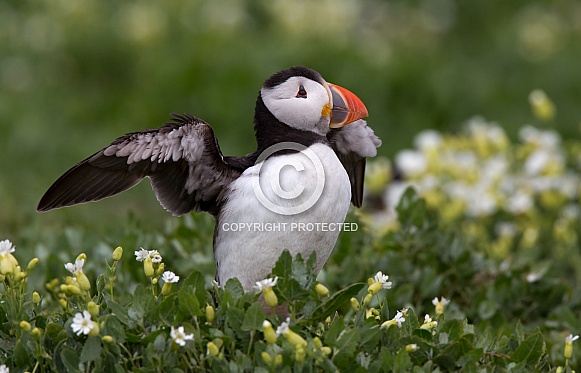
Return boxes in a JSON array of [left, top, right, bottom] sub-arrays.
[[296, 85, 307, 98]]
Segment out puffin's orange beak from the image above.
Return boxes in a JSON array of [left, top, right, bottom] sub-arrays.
[[328, 84, 369, 128]]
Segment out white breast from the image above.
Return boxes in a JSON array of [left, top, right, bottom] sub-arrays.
[[215, 143, 351, 290]]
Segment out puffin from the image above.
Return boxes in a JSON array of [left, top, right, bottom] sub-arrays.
[[37, 66, 381, 291]]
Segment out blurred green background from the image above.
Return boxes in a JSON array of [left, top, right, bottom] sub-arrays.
[[2, 0, 581, 237]]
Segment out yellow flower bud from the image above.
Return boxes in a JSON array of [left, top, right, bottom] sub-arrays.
[[315, 283, 329, 297], [88, 301, 100, 318], [151, 277, 158, 285], [46, 278, 59, 290], [76, 253, 87, 262], [321, 346, 332, 356], [156, 262, 165, 276], [295, 347, 306, 362], [381, 320, 396, 329], [274, 354, 282, 366], [66, 284, 82, 295], [368, 281, 383, 295], [420, 321, 438, 330], [529, 89, 556, 122], [261, 351, 273, 365], [112, 247, 123, 261], [367, 277, 374, 286], [263, 287, 278, 307], [58, 299, 67, 308], [325, 316, 331, 324], [564, 342, 573, 360], [20, 321, 32, 332], [102, 335, 115, 344], [161, 282, 172, 296], [31, 327, 42, 339], [313, 336, 323, 349], [76, 272, 91, 291], [262, 320, 277, 344], [15, 271, 27, 282], [89, 322, 100, 337], [207, 341, 219, 356], [32, 292, 41, 304], [363, 293, 373, 306], [0, 256, 14, 275], [27, 258, 39, 271], [406, 344, 419, 353], [144, 258, 154, 277], [205, 304, 215, 323], [284, 330, 307, 348], [350, 297, 360, 311]]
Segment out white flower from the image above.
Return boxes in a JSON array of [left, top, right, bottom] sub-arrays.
[[170, 326, 194, 346], [406, 343, 419, 352], [432, 297, 450, 306], [162, 271, 180, 283], [150, 251, 163, 263], [393, 311, 406, 327], [0, 239, 15, 254], [0, 364, 8, 373], [254, 276, 278, 291], [424, 314, 433, 323], [414, 130, 442, 151], [134, 248, 149, 261], [374, 271, 393, 289], [395, 150, 427, 177], [566, 334, 579, 344], [64, 259, 85, 275], [276, 317, 290, 336], [432, 297, 450, 315], [134, 248, 162, 263], [71, 310, 95, 336]]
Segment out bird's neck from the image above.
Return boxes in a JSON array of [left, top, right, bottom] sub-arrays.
[[253, 95, 327, 152]]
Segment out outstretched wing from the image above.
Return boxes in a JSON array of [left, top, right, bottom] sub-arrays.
[[37, 114, 240, 216], [327, 120, 382, 208]]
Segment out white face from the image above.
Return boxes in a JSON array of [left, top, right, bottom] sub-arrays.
[[260, 76, 332, 136]]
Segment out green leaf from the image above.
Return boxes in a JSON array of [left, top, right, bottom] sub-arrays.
[[14, 339, 29, 368], [335, 326, 360, 356], [157, 296, 177, 325], [226, 307, 245, 333], [439, 336, 473, 361], [395, 187, 427, 228], [393, 350, 412, 372], [271, 250, 293, 279], [310, 283, 364, 323], [60, 346, 81, 373], [224, 277, 244, 301], [80, 336, 102, 363], [102, 315, 126, 344], [241, 302, 266, 331], [182, 271, 208, 303], [440, 319, 464, 341], [45, 322, 67, 345], [412, 328, 433, 342], [511, 330, 545, 364], [178, 291, 202, 317], [106, 299, 133, 327], [324, 316, 345, 346], [131, 285, 155, 320]]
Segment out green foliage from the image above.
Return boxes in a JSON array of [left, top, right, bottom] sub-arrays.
[[1, 190, 579, 371]]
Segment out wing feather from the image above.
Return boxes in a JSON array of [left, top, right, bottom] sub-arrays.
[[38, 114, 240, 215]]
